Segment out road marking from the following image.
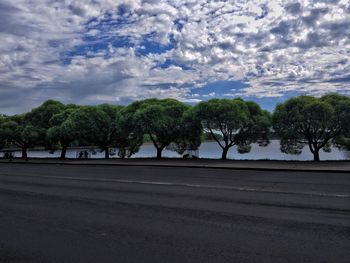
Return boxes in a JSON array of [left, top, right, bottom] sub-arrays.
[[0, 173, 349, 198]]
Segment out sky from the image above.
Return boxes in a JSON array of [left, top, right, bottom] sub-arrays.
[[0, 0, 349, 114]]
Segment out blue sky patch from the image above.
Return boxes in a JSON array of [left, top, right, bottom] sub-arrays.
[[191, 80, 249, 98], [189, 81, 303, 111], [136, 33, 177, 56], [61, 35, 134, 64]]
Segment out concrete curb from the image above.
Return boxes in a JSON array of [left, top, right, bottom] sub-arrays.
[[1, 160, 349, 173]]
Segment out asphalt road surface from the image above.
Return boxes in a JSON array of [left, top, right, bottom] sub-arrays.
[[0, 163, 349, 263]]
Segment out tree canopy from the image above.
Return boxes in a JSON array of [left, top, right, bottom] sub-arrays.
[[194, 98, 270, 160], [66, 105, 121, 159], [115, 105, 144, 158], [47, 107, 79, 159], [127, 99, 191, 158], [321, 94, 350, 150], [25, 100, 65, 148], [273, 94, 350, 161], [0, 114, 41, 158], [1, 95, 349, 161], [170, 107, 203, 155]]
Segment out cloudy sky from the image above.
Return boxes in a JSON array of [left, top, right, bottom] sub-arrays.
[[0, 0, 349, 114]]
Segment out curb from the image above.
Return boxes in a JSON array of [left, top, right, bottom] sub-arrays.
[[1, 160, 349, 173]]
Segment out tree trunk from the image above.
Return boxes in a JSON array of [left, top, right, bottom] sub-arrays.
[[60, 145, 67, 159], [221, 146, 229, 160], [104, 147, 109, 159], [149, 134, 163, 159], [21, 147, 27, 159], [156, 147, 164, 159], [313, 149, 320, 162]]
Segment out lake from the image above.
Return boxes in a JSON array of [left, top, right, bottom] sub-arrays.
[[1, 140, 349, 160]]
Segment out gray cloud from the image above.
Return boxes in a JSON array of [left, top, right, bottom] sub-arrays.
[[285, 3, 302, 15], [0, 0, 349, 114]]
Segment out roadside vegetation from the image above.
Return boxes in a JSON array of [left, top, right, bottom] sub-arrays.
[[0, 94, 349, 161], [273, 94, 350, 161]]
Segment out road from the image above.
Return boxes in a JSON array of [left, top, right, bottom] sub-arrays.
[[0, 163, 349, 263]]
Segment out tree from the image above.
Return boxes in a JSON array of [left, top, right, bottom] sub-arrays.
[[0, 115, 41, 158], [236, 101, 271, 153], [47, 107, 79, 159], [273, 95, 350, 161], [68, 105, 121, 159], [195, 98, 270, 160], [96, 104, 123, 158], [0, 115, 7, 151], [115, 106, 144, 158], [321, 94, 350, 151], [170, 107, 203, 156], [25, 100, 65, 148], [130, 99, 188, 159]]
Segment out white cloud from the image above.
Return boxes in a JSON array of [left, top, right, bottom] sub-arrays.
[[0, 0, 349, 114]]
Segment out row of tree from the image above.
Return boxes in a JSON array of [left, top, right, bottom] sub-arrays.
[[0, 94, 349, 161]]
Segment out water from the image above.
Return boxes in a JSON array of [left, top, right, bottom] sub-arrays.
[[1, 140, 348, 160]]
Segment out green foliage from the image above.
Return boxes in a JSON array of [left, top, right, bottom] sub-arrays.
[[46, 108, 78, 158], [24, 100, 65, 148], [194, 98, 270, 159], [0, 115, 7, 149], [273, 94, 350, 161], [26, 100, 65, 128], [1, 94, 349, 161], [0, 114, 41, 158], [170, 107, 203, 155], [0, 114, 6, 123], [67, 105, 119, 158], [321, 93, 350, 150], [130, 98, 189, 158], [114, 105, 144, 158]]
